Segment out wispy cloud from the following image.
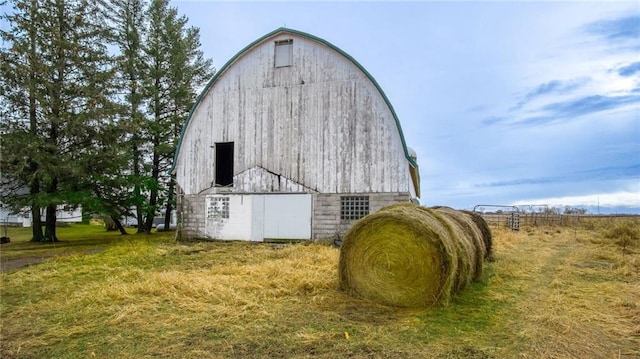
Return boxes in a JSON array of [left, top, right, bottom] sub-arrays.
[[480, 116, 505, 126], [477, 164, 640, 188], [513, 78, 590, 110], [584, 15, 640, 41], [573, 164, 640, 181], [618, 61, 640, 77], [517, 94, 640, 126], [487, 94, 640, 127], [477, 177, 557, 188], [505, 14, 640, 126], [527, 79, 586, 97], [514, 190, 640, 209]]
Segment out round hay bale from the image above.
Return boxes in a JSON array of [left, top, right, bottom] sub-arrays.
[[462, 210, 494, 261], [431, 206, 486, 281], [338, 203, 491, 308]]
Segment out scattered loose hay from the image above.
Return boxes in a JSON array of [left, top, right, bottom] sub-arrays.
[[338, 203, 492, 308]]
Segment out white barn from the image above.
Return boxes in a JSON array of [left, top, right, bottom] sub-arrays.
[[172, 28, 420, 241]]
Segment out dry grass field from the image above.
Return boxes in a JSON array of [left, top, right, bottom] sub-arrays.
[[1, 218, 639, 358]]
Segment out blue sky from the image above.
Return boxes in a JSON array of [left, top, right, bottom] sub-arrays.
[[172, 0, 639, 213]]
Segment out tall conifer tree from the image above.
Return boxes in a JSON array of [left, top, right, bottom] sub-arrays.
[[2, 0, 212, 237], [1, 0, 45, 241], [140, 0, 212, 232], [1, 0, 118, 241], [111, 0, 147, 233]]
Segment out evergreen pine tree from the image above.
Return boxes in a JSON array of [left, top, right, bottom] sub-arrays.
[[1, 0, 118, 241], [2, 0, 49, 241], [140, 0, 213, 233]]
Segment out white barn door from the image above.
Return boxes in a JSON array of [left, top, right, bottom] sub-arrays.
[[260, 194, 312, 240]]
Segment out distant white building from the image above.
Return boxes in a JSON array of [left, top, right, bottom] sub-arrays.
[[120, 209, 178, 228], [0, 205, 82, 227]]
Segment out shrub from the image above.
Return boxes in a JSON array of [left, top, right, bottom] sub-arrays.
[[602, 219, 640, 253]]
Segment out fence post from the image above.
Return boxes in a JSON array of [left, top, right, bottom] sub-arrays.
[[510, 212, 520, 231]]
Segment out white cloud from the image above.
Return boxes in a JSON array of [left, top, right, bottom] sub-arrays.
[[514, 187, 640, 208]]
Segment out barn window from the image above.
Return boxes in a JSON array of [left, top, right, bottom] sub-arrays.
[[215, 142, 234, 186], [207, 197, 229, 219], [340, 196, 370, 220], [274, 39, 293, 67]]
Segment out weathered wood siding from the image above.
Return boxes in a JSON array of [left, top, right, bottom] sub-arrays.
[[175, 31, 411, 196], [234, 166, 316, 193]]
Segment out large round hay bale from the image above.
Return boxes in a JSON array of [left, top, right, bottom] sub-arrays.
[[338, 203, 492, 308], [431, 206, 486, 282], [462, 210, 494, 261]]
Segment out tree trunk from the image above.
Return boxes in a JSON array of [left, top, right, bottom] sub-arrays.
[[135, 194, 145, 232], [143, 191, 157, 232], [29, 175, 43, 242], [30, 203, 43, 242], [143, 145, 160, 233], [104, 216, 118, 231], [44, 114, 59, 243], [132, 140, 146, 233], [111, 215, 129, 235], [44, 163, 58, 242], [164, 176, 174, 230], [44, 204, 58, 242]]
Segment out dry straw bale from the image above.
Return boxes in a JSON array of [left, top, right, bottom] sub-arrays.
[[338, 203, 492, 308], [462, 210, 494, 261]]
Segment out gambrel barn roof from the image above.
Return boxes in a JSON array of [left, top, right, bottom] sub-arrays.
[[173, 27, 420, 197]]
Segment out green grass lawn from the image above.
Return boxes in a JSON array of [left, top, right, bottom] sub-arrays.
[[0, 224, 136, 261], [0, 221, 638, 358]]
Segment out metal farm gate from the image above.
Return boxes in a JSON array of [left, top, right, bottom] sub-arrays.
[[474, 204, 563, 231]]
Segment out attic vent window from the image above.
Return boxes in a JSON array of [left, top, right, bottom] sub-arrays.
[[274, 39, 293, 68], [340, 196, 370, 220]]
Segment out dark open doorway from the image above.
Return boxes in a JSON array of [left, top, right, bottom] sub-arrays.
[[215, 142, 234, 186]]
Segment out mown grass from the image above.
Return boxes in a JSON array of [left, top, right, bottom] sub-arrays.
[[0, 224, 130, 262], [1, 218, 639, 358]]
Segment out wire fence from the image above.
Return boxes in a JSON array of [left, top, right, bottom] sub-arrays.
[[477, 211, 638, 231], [473, 204, 638, 231]]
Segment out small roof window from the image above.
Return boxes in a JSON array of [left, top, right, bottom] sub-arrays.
[[275, 39, 293, 68]]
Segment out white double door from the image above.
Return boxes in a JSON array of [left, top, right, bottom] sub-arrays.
[[251, 194, 312, 241]]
